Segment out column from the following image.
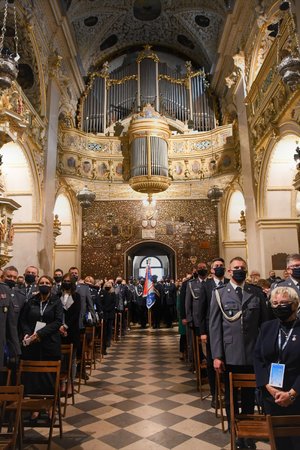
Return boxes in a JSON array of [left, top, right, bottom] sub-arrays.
[[39, 56, 61, 274]]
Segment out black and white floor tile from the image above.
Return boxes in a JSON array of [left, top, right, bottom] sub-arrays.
[[25, 327, 270, 449]]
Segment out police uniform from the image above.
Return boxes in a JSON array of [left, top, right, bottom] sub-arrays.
[[209, 281, 268, 422], [0, 283, 21, 369], [136, 281, 147, 328]]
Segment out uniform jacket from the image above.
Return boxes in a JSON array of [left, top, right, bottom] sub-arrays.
[[163, 282, 177, 306], [97, 289, 116, 320], [254, 319, 300, 394], [185, 277, 205, 324], [76, 283, 96, 328], [197, 277, 230, 335], [0, 283, 21, 367], [20, 293, 63, 360], [209, 282, 268, 366]]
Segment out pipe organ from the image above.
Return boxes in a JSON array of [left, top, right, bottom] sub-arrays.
[[81, 46, 215, 134]]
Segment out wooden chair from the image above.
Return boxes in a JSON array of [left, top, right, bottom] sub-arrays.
[[8, 360, 63, 450], [194, 335, 209, 399], [113, 312, 122, 342], [0, 368, 12, 429], [77, 332, 87, 393], [94, 319, 104, 365], [60, 344, 75, 417], [215, 370, 227, 432], [84, 326, 95, 376], [0, 385, 23, 450], [229, 372, 268, 450], [267, 414, 300, 450]]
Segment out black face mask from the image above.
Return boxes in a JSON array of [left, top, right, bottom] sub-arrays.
[[292, 267, 300, 280], [39, 285, 51, 295], [5, 279, 16, 289], [71, 274, 78, 282], [271, 304, 294, 321], [105, 286, 111, 291], [62, 282, 72, 291], [25, 274, 35, 285], [116, 280, 122, 284], [54, 276, 62, 283], [214, 267, 225, 278], [198, 269, 208, 277], [232, 269, 247, 283]]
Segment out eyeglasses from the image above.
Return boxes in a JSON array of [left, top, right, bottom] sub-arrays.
[[271, 301, 294, 307]]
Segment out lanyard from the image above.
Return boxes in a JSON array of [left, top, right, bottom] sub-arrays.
[[40, 300, 49, 319], [278, 320, 297, 362]]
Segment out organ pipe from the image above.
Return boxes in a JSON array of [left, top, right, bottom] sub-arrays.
[[81, 47, 216, 133]]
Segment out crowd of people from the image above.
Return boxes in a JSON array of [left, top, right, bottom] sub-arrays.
[[1, 255, 300, 449]]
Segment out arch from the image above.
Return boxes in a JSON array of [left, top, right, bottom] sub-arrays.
[[0, 140, 40, 223], [124, 240, 177, 280], [225, 190, 246, 241], [259, 134, 299, 219], [53, 193, 75, 245]]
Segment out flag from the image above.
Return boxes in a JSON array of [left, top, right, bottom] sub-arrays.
[[143, 263, 156, 309]]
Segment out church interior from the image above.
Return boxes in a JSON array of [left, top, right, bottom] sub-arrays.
[[0, 0, 300, 448], [0, 0, 299, 278]]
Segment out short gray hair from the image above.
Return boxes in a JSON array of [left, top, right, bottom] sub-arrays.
[[270, 286, 299, 304]]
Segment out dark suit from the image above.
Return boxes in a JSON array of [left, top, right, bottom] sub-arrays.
[[210, 281, 268, 420], [254, 319, 300, 449], [0, 283, 21, 369]]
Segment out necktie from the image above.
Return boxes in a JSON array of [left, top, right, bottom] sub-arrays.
[[236, 286, 243, 302], [218, 281, 224, 287]]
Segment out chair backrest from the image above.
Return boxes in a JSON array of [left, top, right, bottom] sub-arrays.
[[60, 344, 73, 378], [267, 414, 300, 450], [0, 385, 24, 448], [17, 360, 61, 400], [0, 367, 11, 386]]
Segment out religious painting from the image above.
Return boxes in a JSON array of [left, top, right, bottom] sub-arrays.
[[67, 156, 76, 168], [98, 162, 108, 176], [82, 160, 91, 173], [115, 163, 123, 175]]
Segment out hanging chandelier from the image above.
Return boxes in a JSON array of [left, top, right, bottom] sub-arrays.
[[76, 185, 96, 208], [0, 0, 20, 90], [207, 185, 223, 206]]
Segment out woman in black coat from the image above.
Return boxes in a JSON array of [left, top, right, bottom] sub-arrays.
[[59, 273, 81, 386], [254, 286, 300, 450], [20, 275, 63, 400], [96, 281, 116, 353]]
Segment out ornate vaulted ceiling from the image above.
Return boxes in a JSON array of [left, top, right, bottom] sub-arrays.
[[61, 0, 234, 74]]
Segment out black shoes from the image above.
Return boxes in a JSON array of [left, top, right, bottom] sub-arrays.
[[235, 438, 256, 450]]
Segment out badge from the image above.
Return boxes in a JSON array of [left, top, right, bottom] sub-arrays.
[[269, 363, 285, 388]]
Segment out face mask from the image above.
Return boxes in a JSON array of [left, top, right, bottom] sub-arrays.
[[271, 304, 294, 321], [116, 280, 122, 284], [5, 279, 16, 289], [105, 286, 111, 291], [71, 274, 78, 281], [198, 269, 208, 277], [25, 274, 35, 284], [62, 282, 72, 291], [232, 269, 247, 283], [54, 276, 62, 283], [39, 285, 51, 295], [292, 267, 300, 280], [214, 267, 225, 278]]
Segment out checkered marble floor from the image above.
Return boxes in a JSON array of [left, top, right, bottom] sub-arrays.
[[25, 327, 270, 449]]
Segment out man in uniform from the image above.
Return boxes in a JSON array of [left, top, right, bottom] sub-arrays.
[[69, 266, 96, 329], [272, 253, 300, 298], [197, 258, 230, 407], [136, 277, 147, 328], [209, 256, 268, 450], [151, 275, 164, 328], [162, 277, 176, 327], [1, 265, 26, 329], [185, 262, 208, 367], [0, 279, 20, 374], [52, 268, 63, 296]]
